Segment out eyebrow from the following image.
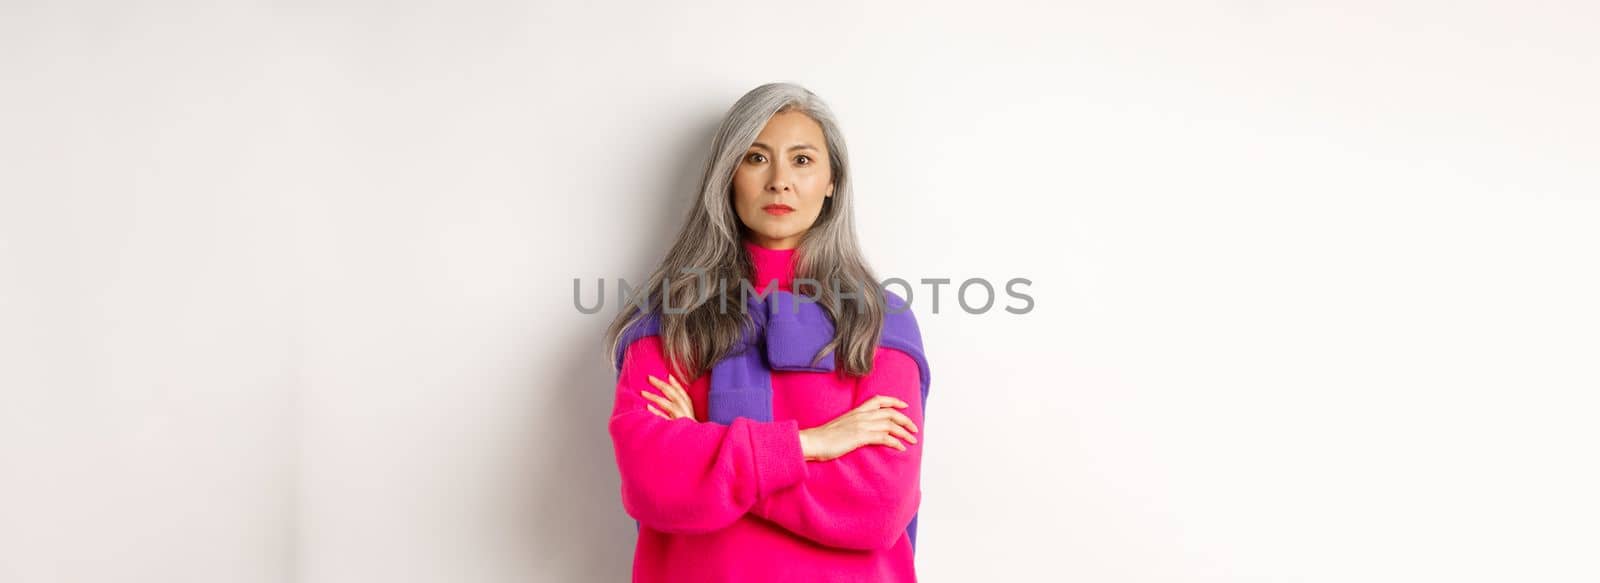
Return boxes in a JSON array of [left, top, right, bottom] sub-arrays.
[[750, 142, 819, 153]]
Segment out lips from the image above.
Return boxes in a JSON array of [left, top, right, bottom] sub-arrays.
[[762, 204, 794, 216]]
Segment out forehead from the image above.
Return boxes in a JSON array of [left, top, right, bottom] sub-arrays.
[[751, 111, 826, 150]]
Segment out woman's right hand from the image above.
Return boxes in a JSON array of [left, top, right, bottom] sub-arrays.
[[798, 395, 920, 462]]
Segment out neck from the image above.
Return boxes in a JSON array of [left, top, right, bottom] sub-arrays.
[[745, 231, 801, 250], [742, 238, 797, 292]]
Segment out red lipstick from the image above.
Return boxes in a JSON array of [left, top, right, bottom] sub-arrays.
[[762, 204, 794, 216]]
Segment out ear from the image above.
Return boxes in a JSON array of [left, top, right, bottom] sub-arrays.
[[827, 183, 835, 197]]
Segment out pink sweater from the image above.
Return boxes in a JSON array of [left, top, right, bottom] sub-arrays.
[[608, 240, 924, 582]]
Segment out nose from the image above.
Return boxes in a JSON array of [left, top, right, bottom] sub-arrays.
[[765, 165, 792, 194]]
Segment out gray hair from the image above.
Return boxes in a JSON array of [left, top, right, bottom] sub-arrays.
[[603, 81, 887, 381]]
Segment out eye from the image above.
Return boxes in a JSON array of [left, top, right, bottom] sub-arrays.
[[746, 152, 766, 163], [795, 155, 811, 165]]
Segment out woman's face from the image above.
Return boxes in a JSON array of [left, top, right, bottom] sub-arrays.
[[731, 110, 834, 250]]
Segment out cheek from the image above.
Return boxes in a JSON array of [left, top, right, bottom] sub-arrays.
[[730, 171, 757, 204], [802, 175, 832, 206]]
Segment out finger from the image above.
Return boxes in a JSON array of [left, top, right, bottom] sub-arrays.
[[640, 390, 672, 409], [673, 377, 700, 421], [852, 396, 884, 412], [668, 398, 691, 420], [647, 404, 670, 419], [659, 373, 691, 405], [879, 432, 907, 451], [877, 395, 909, 410], [665, 374, 691, 407], [882, 423, 918, 445], [645, 391, 690, 420], [864, 408, 919, 433], [887, 410, 919, 434], [650, 377, 692, 418], [855, 395, 908, 412], [658, 378, 690, 415], [650, 391, 684, 418]]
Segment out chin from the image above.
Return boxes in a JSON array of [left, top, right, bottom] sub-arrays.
[[750, 226, 796, 241]]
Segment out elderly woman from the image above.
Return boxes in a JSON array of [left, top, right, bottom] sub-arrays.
[[604, 82, 931, 582]]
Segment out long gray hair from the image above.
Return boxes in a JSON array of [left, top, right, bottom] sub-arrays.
[[603, 82, 886, 382]]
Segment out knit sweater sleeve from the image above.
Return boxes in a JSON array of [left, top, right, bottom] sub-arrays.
[[749, 347, 926, 551], [608, 335, 810, 534]]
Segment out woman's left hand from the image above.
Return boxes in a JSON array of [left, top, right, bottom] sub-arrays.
[[642, 374, 698, 422]]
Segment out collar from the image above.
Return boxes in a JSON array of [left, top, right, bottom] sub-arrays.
[[742, 238, 797, 292]]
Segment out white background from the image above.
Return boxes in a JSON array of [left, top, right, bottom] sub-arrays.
[[3, 1, 1597, 581]]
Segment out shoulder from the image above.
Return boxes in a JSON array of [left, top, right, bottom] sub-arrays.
[[874, 290, 933, 400], [612, 311, 665, 373], [618, 335, 665, 374], [878, 290, 924, 359], [867, 344, 922, 381]]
